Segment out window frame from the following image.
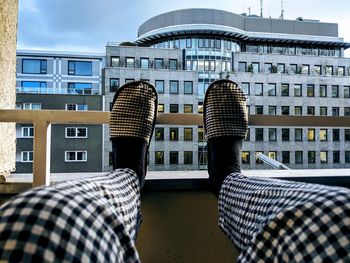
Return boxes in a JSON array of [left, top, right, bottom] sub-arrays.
[[65, 127, 88, 138], [21, 151, 33, 162], [65, 151, 87, 162], [21, 127, 34, 138], [68, 61, 92, 76], [22, 59, 47, 74]]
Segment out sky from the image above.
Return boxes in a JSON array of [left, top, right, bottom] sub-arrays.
[[18, 0, 350, 53]]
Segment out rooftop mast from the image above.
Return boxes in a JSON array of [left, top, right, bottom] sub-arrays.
[[260, 0, 263, 17]]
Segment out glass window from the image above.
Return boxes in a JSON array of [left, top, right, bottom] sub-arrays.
[[186, 38, 192, 48], [184, 151, 193, 165], [184, 81, 193, 94], [332, 107, 339, 116], [23, 103, 41, 110], [155, 80, 164, 93], [345, 129, 350, 141], [268, 83, 276, 96], [170, 81, 179, 94], [198, 102, 203, 114], [21, 151, 34, 162], [282, 151, 290, 164], [281, 84, 289, 96], [320, 129, 328, 141], [264, 63, 272, 73], [241, 152, 250, 164], [319, 85, 327, 97], [255, 105, 263, 115], [255, 83, 263, 96], [169, 151, 179, 165], [184, 128, 193, 141], [184, 104, 193, 113], [155, 58, 164, 69], [140, 58, 149, 69], [344, 107, 350, 116], [198, 127, 204, 142], [307, 106, 315, 116], [65, 151, 87, 162], [302, 64, 309, 75], [255, 151, 264, 164], [308, 129, 315, 141], [65, 104, 88, 111], [333, 151, 340, 163], [326, 65, 333, 75], [320, 151, 328, 163], [245, 128, 250, 141], [282, 129, 290, 141], [269, 128, 277, 141], [111, 56, 120, 67], [282, 106, 290, 115], [65, 127, 87, 138], [308, 151, 316, 163], [110, 78, 119, 92], [170, 128, 178, 141], [252, 62, 260, 73], [238, 62, 247, 72], [169, 59, 178, 70], [307, 84, 314, 97], [125, 58, 135, 68], [346, 152, 350, 163], [268, 151, 277, 160], [277, 63, 285, 73], [294, 106, 302, 115], [22, 59, 47, 74], [158, 104, 164, 113], [255, 128, 264, 141], [68, 83, 93, 95], [155, 127, 164, 140], [170, 104, 179, 113], [333, 129, 340, 141], [314, 65, 321, 75], [294, 84, 302, 97], [295, 151, 303, 164], [125, 79, 134, 84], [344, 86, 350, 98], [21, 81, 47, 93], [68, 61, 92, 76], [295, 129, 303, 141], [155, 151, 164, 165], [21, 127, 34, 138], [332, 85, 339, 97], [241, 83, 250, 95], [320, 107, 327, 116], [290, 64, 297, 74], [337, 66, 345, 76], [268, 106, 276, 115]]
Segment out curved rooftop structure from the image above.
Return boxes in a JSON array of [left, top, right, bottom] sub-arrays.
[[136, 8, 350, 48]]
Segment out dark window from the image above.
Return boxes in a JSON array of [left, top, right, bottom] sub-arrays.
[[333, 151, 340, 163], [345, 129, 350, 141], [282, 129, 290, 141], [109, 152, 114, 166], [295, 151, 303, 164], [155, 127, 164, 140], [155, 58, 164, 69], [346, 152, 350, 163], [170, 128, 178, 141], [307, 84, 314, 97], [295, 129, 303, 141], [170, 81, 179, 94], [184, 104, 193, 113], [68, 61, 92, 76], [294, 84, 302, 97], [332, 85, 339, 98], [198, 146, 207, 166], [308, 151, 316, 163], [255, 128, 264, 141], [169, 151, 178, 165], [332, 107, 339, 116], [282, 151, 290, 164], [255, 105, 263, 115], [155, 151, 164, 165], [198, 126, 204, 142], [344, 86, 350, 98], [255, 151, 264, 164], [333, 129, 340, 141], [320, 107, 327, 116], [155, 80, 164, 93], [184, 81, 193, 94], [184, 151, 193, 165], [281, 84, 289, 96], [170, 104, 179, 113], [22, 59, 47, 74], [268, 106, 276, 115], [282, 106, 290, 115], [184, 128, 193, 141], [110, 78, 119, 92], [242, 152, 250, 164], [169, 59, 178, 70], [319, 85, 327, 97], [307, 106, 315, 116], [345, 108, 350, 116], [294, 106, 302, 115], [269, 128, 277, 141]]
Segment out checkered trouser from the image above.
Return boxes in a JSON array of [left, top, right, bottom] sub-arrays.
[[0, 169, 141, 263], [219, 173, 350, 262]]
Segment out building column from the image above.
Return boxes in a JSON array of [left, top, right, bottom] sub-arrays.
[[0, 0, 18, 175]]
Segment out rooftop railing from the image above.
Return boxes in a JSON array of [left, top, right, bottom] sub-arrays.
[[16, 87, 101, 95]]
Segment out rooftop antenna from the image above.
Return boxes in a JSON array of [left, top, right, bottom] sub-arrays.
[[260, 0, 263, 17], [279, 0, 285, 20], [248, 6, 251, 16]]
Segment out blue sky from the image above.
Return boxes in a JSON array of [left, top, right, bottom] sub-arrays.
[[18, 0, 350, 53]]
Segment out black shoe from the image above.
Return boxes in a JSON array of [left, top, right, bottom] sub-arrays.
[[204, 80, 248, 196], [110, 81, 158, 188]]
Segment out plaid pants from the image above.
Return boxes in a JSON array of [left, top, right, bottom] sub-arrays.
[[1, 170, 350, 262]]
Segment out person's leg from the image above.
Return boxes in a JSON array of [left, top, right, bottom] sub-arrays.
[[0, 81, 158, 262], [204, 79, 350, 261]]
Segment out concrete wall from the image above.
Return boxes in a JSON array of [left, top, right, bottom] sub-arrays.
[[0, 0, 18, 174]]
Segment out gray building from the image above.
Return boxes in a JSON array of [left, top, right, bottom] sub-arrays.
[[16, 50, 105, 173]]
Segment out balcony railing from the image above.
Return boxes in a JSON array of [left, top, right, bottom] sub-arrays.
[[16, 87, 101, 95], [1, 109, 350, 187]]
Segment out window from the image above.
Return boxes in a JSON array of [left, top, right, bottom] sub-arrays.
[[282, 151, 290, 164], [169, 151, 179, 165], [155, 80, 164, 93], [110, 78, 119, 92], [255, 128, 264, 141], [242, 152, 250, 164], [294, 84, 302, 97], [346, 152, 350, 163], [252, 62, 260, 73], [319, 85, 327, 97], [170, 128, 178, 141], [345, 129, 350, 141], [184, 104, 193, 113], [314, 65, 321, 75], [268, 83, 276, 96], [308, 151, 316, 163], [21, 81, 47, 93], [170, 81, 179, 94], [241, 83, 250, 95], [295, 129, 303, 141], [140, 58, 149, 69], [290, 64, 298, 74], [333, 151, 340, 163], [282, 129, 290, 141], [308, 129, 315, 141], [255, 83, 263, 96], [320, 151, 328, 163], [295, 151, 303, 164], [333, 129, 340, 141], [332, 85, 339, 97], [184, 81, 193, 94], [170, 104, 179, 113], [307, 106, 315, 116], [22, 59, 47, 74], [68, 83, 93, 95], [238, 62, 246, 72], [307, 84, 314, 97], [277, 63, 285, 73], [332, 107, 339, 116], [269, 128, 277, 141], [268, 151, 277, 160], [255, 151, 264, 164], [281, 84, 289, 96], [155, 127, 164, 140], [265, 63, 272, 73], [158, 104, 164, 113], [111, 56, 120, 67], [68, 61, 92, 76], [320, 107, 327, 116], [126, 57, 135, 68], [184, 128, 193, 141], [22, 127, 34, 138], [320, 129, 328, 141], [326, 65, 333, 75], [294, 106, 302, 115], [21, 151, 33, 162], [155, 58, 164, 69], [198, 127, 205, 142], [169, 59, 178, 70], [344, 107, 350, 116], [255, 106, 263, 115], [198, 102, 203, 114], [184, 151, 193, 165], [125, 78, 134, 83], [155, 151, 164, 165], [22, 103, 41, 110], [245, 128, 250, 141], [302, 64, 309, 75], [344, 86, 350, 98], [65, 104, 88, 111], [282, 106, 290, 115], [65, 127, 87, 138], [337, 66, 345, 76], [65, 151, 87, 162], [268, 106, 276, 115]]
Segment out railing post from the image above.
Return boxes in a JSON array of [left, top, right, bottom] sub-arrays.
[[33, 121, 51, 187]]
